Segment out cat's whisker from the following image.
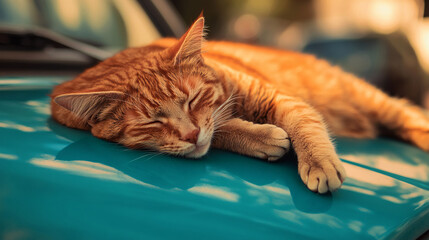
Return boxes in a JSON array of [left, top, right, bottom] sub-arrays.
[[127, 153, 154, 164], [126, 149, 164, 164], [212, 93, 236, 122], [212, 129, 228, 136], [144, 152, 164, 161], [215, 108, 233, 119], [122, 148, 135, 152], [212, 94, 238, 132], [213, 121, 229, 130]]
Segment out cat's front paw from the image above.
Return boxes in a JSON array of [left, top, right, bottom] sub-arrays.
[[298, 156, 346, 194], [250, 124, 291, 161]]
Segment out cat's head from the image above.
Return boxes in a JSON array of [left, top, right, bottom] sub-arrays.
[[54, 14, 233, 158]]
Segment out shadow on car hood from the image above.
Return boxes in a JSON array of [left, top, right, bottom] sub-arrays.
[[0, 76, 428, 240]]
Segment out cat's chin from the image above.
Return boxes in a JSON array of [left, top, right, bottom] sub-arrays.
[[184, 142, 211, 158]]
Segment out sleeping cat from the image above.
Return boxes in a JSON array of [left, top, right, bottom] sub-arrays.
[[51, 14, 429, 194]]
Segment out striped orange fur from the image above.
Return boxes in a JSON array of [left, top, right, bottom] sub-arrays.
[[51, 15, 429, 194]]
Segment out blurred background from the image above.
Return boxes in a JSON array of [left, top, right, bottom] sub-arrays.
[[1, 0, 429, 108], [173, 0, 429, 109]]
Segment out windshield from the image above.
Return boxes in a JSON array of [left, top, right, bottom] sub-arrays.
[[0, 0, 161, 51]]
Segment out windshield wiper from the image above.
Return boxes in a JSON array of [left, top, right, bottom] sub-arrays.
[[0, 25, 113, 73]]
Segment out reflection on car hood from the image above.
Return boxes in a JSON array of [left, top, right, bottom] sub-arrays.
[[0, 76, 428, 240]]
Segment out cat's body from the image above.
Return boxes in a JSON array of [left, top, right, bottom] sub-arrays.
[[51, 15, 429, 194], [168, 39, 377, 137]]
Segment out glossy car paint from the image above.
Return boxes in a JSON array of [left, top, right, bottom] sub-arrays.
[[0, 76, 428, 240]]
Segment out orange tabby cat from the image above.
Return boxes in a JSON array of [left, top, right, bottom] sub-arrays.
[[51, 15, 429, 194]]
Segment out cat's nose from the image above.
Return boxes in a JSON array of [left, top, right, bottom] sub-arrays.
[[180, 128, 200, 144]]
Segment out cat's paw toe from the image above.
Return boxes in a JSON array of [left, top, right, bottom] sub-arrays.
[[254, 145, 287, 161], [268, 125, 290, 141], [299, 159, 346, 194], [242, 123, 290, 161], [259, 125, 290, 161]]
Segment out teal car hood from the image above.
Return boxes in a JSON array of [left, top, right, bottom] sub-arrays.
[[0, 76, 428, 240]]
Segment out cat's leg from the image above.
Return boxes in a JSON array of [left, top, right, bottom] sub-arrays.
[[343, 75, 429, 151], [211, 118, 290, 161], [273, 96, 346, 193], [372, 99, 429, 151], [237, 90, 346, 193]]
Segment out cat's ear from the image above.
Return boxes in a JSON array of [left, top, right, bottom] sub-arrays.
[[170, 12, 205, 64], [54, 91, 124, 121]]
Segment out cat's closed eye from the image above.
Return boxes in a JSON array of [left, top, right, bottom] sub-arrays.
[[144, 120, 163, 126], [188, 91, 202, 110]]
